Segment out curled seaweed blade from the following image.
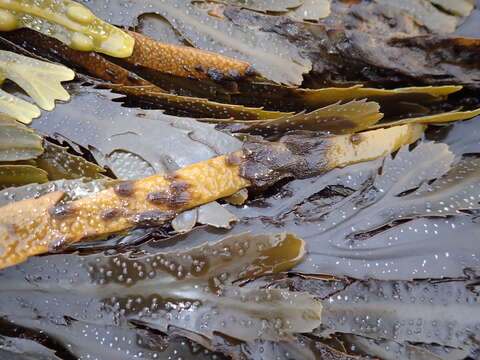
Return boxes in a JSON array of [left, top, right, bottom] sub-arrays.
[[212, 100, 383, 135], [0, 232, 321, 346], [289, 143, 480, 279], [0, 318, 222, 360], [231, 83, 462, 115], [296, 85, 462, 109], [0, 88, 40, 124], [0, 0, 134, 57], [0, 50, 74, 111], [31, 85, 243, 177], [0, 116, 43, 161]]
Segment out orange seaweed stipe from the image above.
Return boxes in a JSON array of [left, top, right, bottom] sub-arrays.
[[0, 154, 249, 269], [125, 31, 256, 82]]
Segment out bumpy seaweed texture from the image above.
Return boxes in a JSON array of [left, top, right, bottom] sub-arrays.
[[0, 0, 134, 57], [36, 141, 107, 181], [0, 164, 49, 189], [339, 334, 470, 360], [0, 232, 322, 351]]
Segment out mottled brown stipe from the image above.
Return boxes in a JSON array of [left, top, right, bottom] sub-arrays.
[[0, 124, 424, 269]]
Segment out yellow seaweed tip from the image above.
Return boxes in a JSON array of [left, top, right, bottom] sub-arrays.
[[66, 4, 94, 25], [100, 29, 135, 58]]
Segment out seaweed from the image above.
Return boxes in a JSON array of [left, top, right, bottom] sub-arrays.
[[31, 85, 242, 177], [36, 141, 107, 181], [374, 0, 464, 33], [0, 178, 112, 207], [320, 278, 480, 350], [211, 100, 383, 136], [290, 142, 480, 279], [0, 165, 48, 189], [0, 116, 43, 161], [0, 50, 74, 123], [369, 108, 480, 130], [0, 0, 134, 57], [0, 318, 225, 360], [0, 335, 61, 360], [209, 0, 304, 13], [279, 275, 480, 353], [168, 140, 480, 281], [0, 119, 422, 268], [224, 5, 480, 88], [338, 334, 470, 360], [1, 29, 155, 88], [0, 232, 321, 349], [76, 0, 312, 85]]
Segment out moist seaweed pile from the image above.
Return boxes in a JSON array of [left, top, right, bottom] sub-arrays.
[[0, 0, 479, 359]]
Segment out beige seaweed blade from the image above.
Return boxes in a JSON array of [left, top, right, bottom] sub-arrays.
[[0, 123, 424, 269], [0, 50, 75, 111], [0, 88, 41, 124], [0, 0, 134, 57]]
